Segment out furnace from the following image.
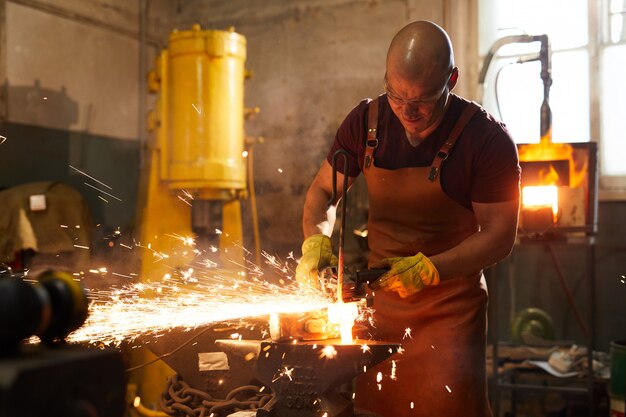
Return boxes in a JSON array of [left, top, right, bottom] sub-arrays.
[[518, 141, 598, 238]]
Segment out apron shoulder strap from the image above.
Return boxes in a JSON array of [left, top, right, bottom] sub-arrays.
[[428, 101, 481, 182], [364, 97, 380, 170]]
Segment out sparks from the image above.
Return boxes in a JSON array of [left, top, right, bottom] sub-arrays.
[[403, 327, 412, 339], [192, 103, 201, 114], [320, 345, 337, 359], [167, 233, 195, 247], [67, 267, 332, 346], [0, 135, 6, 145], [390, 360, 397, 380], [83, 182, 122, 201], [445, 385, 452, 393], [361, 344, 371, 353], [69, 165, 113, 189], [272, 366, 294, 382], [177, 195, 192, 206], [57, 232, 343, 349]]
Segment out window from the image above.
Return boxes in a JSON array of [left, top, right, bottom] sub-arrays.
[[479, 0, 626, 195]]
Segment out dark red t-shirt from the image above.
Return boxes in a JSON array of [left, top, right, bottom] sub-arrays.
[[326, 93, 520, 210]]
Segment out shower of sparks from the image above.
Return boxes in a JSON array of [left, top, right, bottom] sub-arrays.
[[66, 247, 335, 346], [69, 165, 113, 189], [390, 360, 397, 380], [403, 327, 412, 339], [361, 344, 371, 353], [83, 182, 122, 201], [319, 345, 337, 359]]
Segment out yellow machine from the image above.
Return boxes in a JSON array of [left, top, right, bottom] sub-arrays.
[[129, 24, 257, 412]]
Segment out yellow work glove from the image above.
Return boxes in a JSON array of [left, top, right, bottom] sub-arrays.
[[295, 234, 338, 289], [369, 252, 440, 298]]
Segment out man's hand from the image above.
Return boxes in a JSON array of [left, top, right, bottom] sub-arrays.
[[369, 252, 440, 298], [295, 234, 338, 289]]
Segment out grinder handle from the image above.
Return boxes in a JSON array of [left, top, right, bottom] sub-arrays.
[[354, 268, 388, 286]]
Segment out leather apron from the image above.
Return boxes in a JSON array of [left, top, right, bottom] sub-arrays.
[[354, 98, 493, 417]]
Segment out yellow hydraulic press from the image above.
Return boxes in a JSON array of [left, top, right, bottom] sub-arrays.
[[129, 24, 253, 412]]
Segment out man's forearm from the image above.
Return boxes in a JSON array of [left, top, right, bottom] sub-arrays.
[[429, 199, 519, 279], [429, 228, 515, 280], [302, 185, 336, 238]]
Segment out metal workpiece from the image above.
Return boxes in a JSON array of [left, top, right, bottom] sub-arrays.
[[217, 339, 401, 417], [268, 309, 341, 342]]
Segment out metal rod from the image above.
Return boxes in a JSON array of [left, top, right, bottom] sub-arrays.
[[330, 150, 350, 301], [498, 382, 589, 394]]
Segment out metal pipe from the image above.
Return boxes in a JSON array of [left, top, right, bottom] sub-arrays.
[[478, 34, 552, 140]]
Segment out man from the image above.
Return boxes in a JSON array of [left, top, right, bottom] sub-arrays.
[[296, 20, 520, 416]]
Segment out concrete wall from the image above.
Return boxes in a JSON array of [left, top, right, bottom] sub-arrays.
[[0, 0, 175, 231]]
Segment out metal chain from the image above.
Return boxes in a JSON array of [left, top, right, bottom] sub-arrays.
[[159, 374, 274, 417]]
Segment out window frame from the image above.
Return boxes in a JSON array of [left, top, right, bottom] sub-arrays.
[[479, 0, 626, 201]]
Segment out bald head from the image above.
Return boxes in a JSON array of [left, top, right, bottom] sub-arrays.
[[386, 21, 454, 82]]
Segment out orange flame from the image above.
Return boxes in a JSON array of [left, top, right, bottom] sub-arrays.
[[522, 185, 559, 222], [518, 137, 587, 188]]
